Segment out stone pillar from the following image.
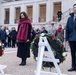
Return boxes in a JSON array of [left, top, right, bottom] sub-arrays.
[[37, 3, 39, 23], [62, 0, 69, 13], [33, 2, 39, 23], [1, 8, 5, 25], [9, 6, 15, 25], [21, 4, 26, 12], [0, 4, 3, 25], [69, 0, 75, 8], [46, 0, 53, 22]]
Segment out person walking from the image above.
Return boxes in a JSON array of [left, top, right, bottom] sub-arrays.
[[66, 4, 76, 71], [17, 12, 32, 66]]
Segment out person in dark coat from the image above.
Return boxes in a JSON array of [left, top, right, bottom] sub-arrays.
[[35, 28, 40, 34], [0, 26, 7, 47], [66, 4, 76, 71], [6, 27, 11, 47], [17, 12, 32, 66], [7, 32, 11, 47], [31, 28, 36, 42], [41, 27, 48, 34], [10, 27, 17, 48], [57, 10, 62, 21]]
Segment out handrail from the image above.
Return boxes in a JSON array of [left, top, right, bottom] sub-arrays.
[[62, 8, 73, 19], [62, 8, 72, 16], [44, 8, 73, 25]]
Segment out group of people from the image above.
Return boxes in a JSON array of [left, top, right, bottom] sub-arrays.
[[0, 26, 17, 48], [16, 12, 65, 66], [0, 4, 76, 73], [16, 4, 76, 73], [32, 23, 64, 42], [56, 6, 76, 72]]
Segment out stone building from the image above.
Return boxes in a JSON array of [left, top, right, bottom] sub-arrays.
[[0, 0, 75, 29]]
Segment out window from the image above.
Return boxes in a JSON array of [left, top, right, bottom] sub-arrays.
[[4, 8, 10, 24], [39, 4, 46, 22], [15, 7, 20, 23], [27, 6, 33, 22]]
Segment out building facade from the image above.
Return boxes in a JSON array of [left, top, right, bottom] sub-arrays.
[[0, 0, 76, 29]]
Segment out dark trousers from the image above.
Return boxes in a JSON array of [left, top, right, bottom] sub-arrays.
[[69, 41, 76, 68], [21, 58, 26, 62], [12, 40, 16, 48], [58, 15, 62, 21], [8, 41, 11, 47], [8, 37, 11, 47]]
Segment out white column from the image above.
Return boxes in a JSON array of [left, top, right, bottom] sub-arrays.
[[46, 0, 53, 22], [0, 4, 4, 25], [62, 0, 69, 13], [1, 8, 5, 25], [37, 3, 39, 23], [69, 0, 74, 8], [21, 4, 26, 12], [33, 2, 39, 23], [9, 6, 15, 25], [0, 4, 1, 25]]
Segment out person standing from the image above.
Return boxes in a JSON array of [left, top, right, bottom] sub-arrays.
[[6, 27, 11, 47], [57, 10, 62, 21], [48, 23, 56, 36], [10, 27, 17, 48], [0, 26, 7, 48], [31, 28, 36, 42], [17, 12, 32, 66], [41, 27, 48, 34], [56, 24, 64, 42], [66, 4, 76, 71]]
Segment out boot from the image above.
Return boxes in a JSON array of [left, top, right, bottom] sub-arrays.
[[19, 58, 26, 66]]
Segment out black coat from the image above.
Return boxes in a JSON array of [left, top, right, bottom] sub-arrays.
[[57, 11, 62, 17], [17, 24, 31, 58], [10, 30, 17, 40], [31, 30, 36, 42]]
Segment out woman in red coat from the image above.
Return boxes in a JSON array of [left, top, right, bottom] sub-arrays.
[[17, 12, 32, 66]]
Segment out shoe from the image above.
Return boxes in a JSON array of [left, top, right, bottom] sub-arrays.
[[19, 62, 26, 66], [68, 67, 76, 71], [19, 58, 26, 66]]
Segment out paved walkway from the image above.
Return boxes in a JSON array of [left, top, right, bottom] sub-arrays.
[[0, 48, 76, 75]]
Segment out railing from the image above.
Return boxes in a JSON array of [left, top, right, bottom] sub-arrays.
[[44, 8, 73, 25], [62, 8, 73, 19]]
